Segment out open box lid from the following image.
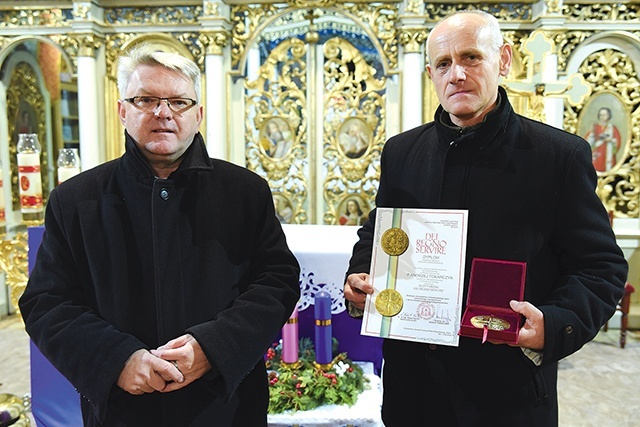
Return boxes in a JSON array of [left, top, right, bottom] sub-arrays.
[[467, 258, 526, 309]]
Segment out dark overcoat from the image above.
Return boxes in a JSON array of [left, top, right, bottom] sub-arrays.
[[346, 87, 627, 426], [20, 133, 301, 426]]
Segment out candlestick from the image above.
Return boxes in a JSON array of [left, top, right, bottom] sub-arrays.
[[281, 306, 299, 366], [57, 147, 81, 184], [314, 291, 333, 368], [16, 133, 44, 222]]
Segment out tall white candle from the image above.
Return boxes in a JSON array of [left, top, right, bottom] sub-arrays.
[[17, 152, 44, 213], [16, 133, 44, 224]]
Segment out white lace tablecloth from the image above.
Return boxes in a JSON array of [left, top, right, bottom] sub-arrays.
[[267, 362, 383, 427]]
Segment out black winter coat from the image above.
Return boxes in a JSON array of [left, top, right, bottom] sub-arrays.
[[346, 87, 627, 425], [20, 133, 301, 426]]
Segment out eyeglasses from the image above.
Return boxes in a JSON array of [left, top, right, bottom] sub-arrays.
[[123, 96, 198, 114]]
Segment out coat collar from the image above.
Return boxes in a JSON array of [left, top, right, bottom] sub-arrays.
[[434, 86, 513, 150]]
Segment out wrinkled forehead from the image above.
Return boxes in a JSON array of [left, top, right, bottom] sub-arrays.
[[428, 16, 496, 60]]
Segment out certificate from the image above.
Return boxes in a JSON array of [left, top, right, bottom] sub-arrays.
[[361, 207, 468, 346]]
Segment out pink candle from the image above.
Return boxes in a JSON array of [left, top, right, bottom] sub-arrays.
[[282, 306, 299, 364]]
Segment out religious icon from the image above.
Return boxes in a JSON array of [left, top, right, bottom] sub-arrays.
[[13, 101, 38, 145], [337, 118, 371, 159], [260, 117, 294, 159], [273, 193, 294, 224], [578, 92, 630, 173], [338, 197, 369, 226]]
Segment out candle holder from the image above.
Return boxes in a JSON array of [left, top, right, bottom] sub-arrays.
[[280, 360, 302, 370], [313, 361, 334, 371], [57, 146, 81, 184]]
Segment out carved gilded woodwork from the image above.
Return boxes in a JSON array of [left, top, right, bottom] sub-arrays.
[[549, 31, 593, 71], [561, 3, 640, 21], [244, 38, 309, 224], [0, 232, 28, 315], [322, 37, 385, 225], [104, 6, 203, 25], [48, 34, 79, 73], [0, 8, 71, 28], [230, 3, 399, 73], [423, 3, 532, 22], [397, 28, 427, 54], [565, 48, 640, 217]]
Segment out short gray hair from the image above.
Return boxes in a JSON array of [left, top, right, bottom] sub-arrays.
[[117, 44, 201, 103]]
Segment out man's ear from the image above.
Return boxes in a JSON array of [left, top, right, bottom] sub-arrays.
[[499, 44, 513, 77]]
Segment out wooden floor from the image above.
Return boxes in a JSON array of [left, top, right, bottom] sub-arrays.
[[1, 314, 638, 426]]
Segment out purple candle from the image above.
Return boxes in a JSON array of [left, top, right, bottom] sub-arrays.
[[282, 306, 299, 364], [314, 291, 333, 366]]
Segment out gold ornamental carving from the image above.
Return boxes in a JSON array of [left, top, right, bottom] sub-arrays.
[[561, 3, 640, 22], [75, 34, 104, 58], [0, 8, 69, 28], [424, 3, 532, 22], [49, 34, 80, 73], [398, 28, 427, 54], [104, 6, 203, 25], [286, 0, 337, 7], [545, 0, 561, 14], [244, 38, 309, 224], [564, 49, 640, 218], [0, 232, 28, 316], [204, 1, 220, 17], [230, 3, 399, 72], [199, 31, 230, 56], [405, 0, 422, 15], [73, 4, 90, 20], [322, 37, 385, 225], [549, 31, 593, 71]]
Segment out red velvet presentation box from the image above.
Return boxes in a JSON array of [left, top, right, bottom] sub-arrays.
[[459, 258, 526, 344]]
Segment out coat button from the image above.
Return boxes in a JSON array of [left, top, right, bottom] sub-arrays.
[[159, 188, 169, 200], [429, 344, 437, 350], [565, 325, 574, 334]]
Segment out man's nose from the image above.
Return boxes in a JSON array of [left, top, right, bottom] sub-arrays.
[[153, 99, 173, 117], [449, 63, 466, 83]]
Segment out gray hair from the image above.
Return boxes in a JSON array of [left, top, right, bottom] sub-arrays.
[[117, 44, 201, 103]]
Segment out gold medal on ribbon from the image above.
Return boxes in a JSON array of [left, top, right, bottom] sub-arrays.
[[375, 289, 403, 317], [381, 227, 409, 256], [470, 315, 511, 331]]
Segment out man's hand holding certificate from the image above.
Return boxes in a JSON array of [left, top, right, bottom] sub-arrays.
[[361, 208, 468, 346]]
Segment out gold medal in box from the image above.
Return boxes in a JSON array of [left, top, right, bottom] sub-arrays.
[[470, 315, 511, 331]]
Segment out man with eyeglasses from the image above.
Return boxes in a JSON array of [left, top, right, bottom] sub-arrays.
[[20, 45, 301, 426]]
